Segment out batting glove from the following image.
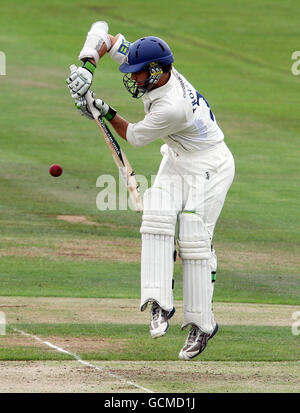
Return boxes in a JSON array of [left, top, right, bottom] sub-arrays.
[[67, 61, 96, 98], [74, 92, 117, 121]]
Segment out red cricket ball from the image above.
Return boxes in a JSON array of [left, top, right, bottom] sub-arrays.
[[49, 164, 63, 177]]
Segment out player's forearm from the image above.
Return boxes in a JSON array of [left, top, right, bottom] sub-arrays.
[[78, 19, 130, 66], [109, 113, 128, 141]]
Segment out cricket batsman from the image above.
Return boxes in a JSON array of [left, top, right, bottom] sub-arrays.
[[67, 21, 235, 360]]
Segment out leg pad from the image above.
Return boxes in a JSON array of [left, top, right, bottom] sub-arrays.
[[178, 212, 215, 333], [140, 187, 177, 312]]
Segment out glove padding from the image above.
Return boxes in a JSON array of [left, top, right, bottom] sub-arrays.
[[67, 63, 95, 98], [74, 92, 115, 121]]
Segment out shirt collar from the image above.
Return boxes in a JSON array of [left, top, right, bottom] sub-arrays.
[[142, 72, 175, 103]]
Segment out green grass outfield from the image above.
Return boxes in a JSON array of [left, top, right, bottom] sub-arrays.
[[2, 324, 298, 362], [0, 257, 299, 304], [0, 0, 299, 381]]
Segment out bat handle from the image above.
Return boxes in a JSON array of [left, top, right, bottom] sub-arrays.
[[85, 91, 101, 119], [69, 64, 77, 73]]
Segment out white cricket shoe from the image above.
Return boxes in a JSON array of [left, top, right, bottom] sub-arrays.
[[150, 302, 175, 339], [179, 323, 219, 360]]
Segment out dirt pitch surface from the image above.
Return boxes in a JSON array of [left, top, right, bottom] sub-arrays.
[[1, 297, 299, 393], [1, 360, 299, 393]]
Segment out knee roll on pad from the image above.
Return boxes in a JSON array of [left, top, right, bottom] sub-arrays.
[[140, 187, 177, 237], [140, 187, 177, 312], [178, 212, 211, 260]]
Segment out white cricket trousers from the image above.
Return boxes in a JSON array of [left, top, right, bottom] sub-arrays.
[[153, 141, 235, 236], [140, 141, 235, 331]]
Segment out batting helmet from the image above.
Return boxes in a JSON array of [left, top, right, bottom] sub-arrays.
[[119, 36, 174, 73]]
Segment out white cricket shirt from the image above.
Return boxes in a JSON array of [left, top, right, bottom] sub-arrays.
[[126, 68, 224, 152]]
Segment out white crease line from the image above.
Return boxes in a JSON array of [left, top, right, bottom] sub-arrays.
[[14, 328, 154, 393]]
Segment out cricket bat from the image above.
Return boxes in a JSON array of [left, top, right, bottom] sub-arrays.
[[69, 65, 143, 212]]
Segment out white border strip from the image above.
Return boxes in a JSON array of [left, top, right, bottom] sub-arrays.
[[14, 328, 154, 393]]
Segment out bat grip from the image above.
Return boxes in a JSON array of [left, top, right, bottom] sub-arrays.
[[69, 64, 77, 73], [85, 91, 101, 119]]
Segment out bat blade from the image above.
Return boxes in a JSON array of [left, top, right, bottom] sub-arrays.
[[85, 90, 143, 212], [95, 117, 143, 213]]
